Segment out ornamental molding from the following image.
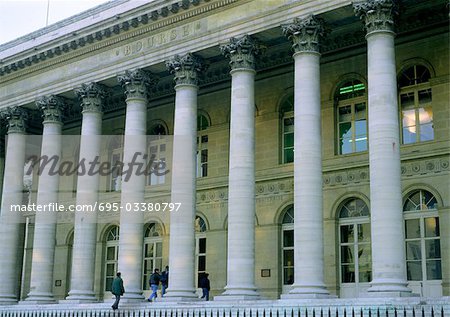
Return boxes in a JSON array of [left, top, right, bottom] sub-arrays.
[[220, 35, 264, 71], [353, 0, 398, 35], [0, 0, 238, 79], [36, 95, 67, 124], [281, 14, 326, 54], [166, 53, 206, 86], [74, 82, 108, 114], [0, 106, 29, 134], [117, 69, 157, 100]]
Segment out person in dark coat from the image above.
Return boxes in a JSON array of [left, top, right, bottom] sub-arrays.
[[147, 268, 160, 302], [111, 272, 125, 310], [199, 273, 210, 301], [160, 266, 169, 296]]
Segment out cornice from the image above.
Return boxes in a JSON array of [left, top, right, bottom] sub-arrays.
[[0, 0, 239, 78]]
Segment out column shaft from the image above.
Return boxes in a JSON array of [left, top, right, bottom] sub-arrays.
[[166, 85, 197, 299], [366, 32, 409, 294], [223, 69, 258, 297], [281, 15, 330, 299], [290, 52, 329, 296], [26, 114, 63, 303], [118, 98, 147, 300], [65, 83, 105, 302], [165, 53, 204, 301], [116, 69, 152, 301], [0, 108, 28, 303], [216, 35, 261, 300], [354, 0, 411, 295]]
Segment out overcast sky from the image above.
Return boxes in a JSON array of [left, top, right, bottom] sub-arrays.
[[0, 0, 110, 45]]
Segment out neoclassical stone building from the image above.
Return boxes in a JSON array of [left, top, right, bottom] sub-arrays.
[[0, 0, 448, 313]]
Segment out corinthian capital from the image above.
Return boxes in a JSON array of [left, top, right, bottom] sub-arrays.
[[36, 95, 66, 124], [117, 69, 157, 100], [220, 35, 263, 71], [281, 15, 325, 54], [166, 53, 206, 86], [1, 106, 28, 134], [353, 0, 398, 35], [75, 82, 107, 114]]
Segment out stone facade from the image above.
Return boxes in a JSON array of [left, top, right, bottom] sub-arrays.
[[0, 0, 448, 311]]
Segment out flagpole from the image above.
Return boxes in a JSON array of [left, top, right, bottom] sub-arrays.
[[45, 0, 50, 26]]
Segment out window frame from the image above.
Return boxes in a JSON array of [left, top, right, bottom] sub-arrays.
[[398, 65, 434, 145], [403, 190, 441, 282], [335, 79, 368, 155], [104, 226, 119, 292], [142, 223, 163, 290]]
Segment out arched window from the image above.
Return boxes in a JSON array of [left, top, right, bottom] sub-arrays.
[[281, 206, 294, 287], [195, 215, 207, 286], [104, 226, 119, 291], [148, 123, 167, 186], [338, 198, 371, 297], [336, 79, 367, 155], [197, 114, 210, 178], [404, 190, 441, 288], [399, 65, 434, 144], [280, 94, 294, 163], [142, 222, 163, 290]]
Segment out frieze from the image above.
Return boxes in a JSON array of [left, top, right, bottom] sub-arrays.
[[0, 0, 232, 79], [115, 20, 205, 59]]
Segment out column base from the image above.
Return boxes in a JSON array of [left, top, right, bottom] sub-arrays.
[[62, 290, 98, 303], [163, 289, 199, 302], [22, 292, 55, 304], [0, 293, 19, 305], [280, 293, 337, 299], [214, 286, 260, 301], [120, 292, 145, 302], [280, 284, 334, 299], [366, 279, 415, 297], [214, 294, 261, 301]]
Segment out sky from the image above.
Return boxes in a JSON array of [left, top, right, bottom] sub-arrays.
[[0, 0, 110, 45]]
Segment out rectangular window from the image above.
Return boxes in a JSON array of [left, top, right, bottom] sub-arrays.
[[283, 116, 294, 163], [197, 135, 208, 177]]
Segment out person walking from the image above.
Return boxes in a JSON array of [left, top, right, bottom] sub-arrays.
[[199, 273, 210, 301], [160, 266, 169, 296], [111, 272, 125, 310], [147, 268, 161, 302]]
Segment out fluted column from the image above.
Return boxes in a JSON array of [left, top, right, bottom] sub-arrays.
[[117, 69, 154, 301], [25, 96, 66, 303], [64, 83, 106, 302], [354, 0, 411, 296], [281, 15, 331, 298], [215, 35, 261, 300], [0, 107, 28, 304], [164, 53, 204, 301]]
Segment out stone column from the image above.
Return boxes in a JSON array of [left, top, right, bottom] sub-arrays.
[[0, 107, 28, 304], [25, 96, 66, 303], [354, 0, 411, 296], [216, 35, 261, 300], [65, 83, 106, 302], [116, 69, 154, 301], [281, 15, 330, 298], [164, 53, 204, 301]]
